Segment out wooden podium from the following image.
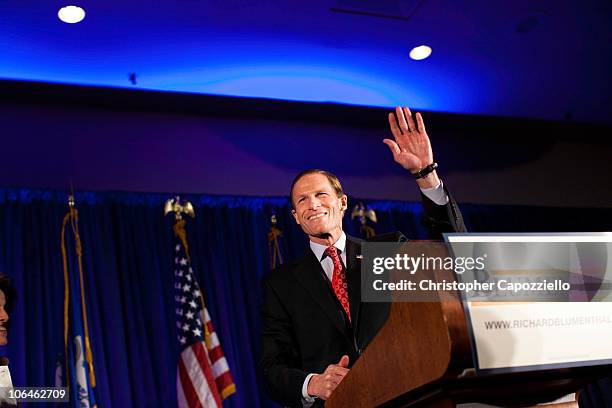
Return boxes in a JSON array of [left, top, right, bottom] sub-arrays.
[[325, 242, 611, 408]]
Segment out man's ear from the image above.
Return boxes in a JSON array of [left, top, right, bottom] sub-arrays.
[[291, 209, 300, 225], [340, 195, 348, 212]]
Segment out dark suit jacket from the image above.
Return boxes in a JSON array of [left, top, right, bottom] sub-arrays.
[[260, 187, 466, 407]]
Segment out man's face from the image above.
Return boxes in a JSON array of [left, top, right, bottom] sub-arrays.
[[0, 290, 8, 346], [291, 173, 347, 240]]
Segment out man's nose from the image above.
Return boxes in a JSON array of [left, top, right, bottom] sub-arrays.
[[0, 308, 8, 323], [309, 196, 321, 208]]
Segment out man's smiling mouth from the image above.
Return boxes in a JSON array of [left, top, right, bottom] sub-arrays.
[[307, 212, 327, 220]]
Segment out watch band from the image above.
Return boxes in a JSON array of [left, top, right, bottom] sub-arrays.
[[412, 162, 438, 179]]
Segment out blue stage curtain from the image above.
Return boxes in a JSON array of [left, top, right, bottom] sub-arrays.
[[0, 187, 610, 407]]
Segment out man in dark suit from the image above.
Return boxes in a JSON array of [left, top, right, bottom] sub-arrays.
[[260, 106, 466, 407]]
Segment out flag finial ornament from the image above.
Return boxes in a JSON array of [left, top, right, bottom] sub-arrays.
[[351, 202, 377, 238], [164, 196, 195, 220]]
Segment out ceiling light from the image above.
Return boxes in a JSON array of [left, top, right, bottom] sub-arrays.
[[409, 45, 432, 61], [58, 6, 86, 24]]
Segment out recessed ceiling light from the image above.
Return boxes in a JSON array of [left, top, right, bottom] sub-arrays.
[[409, 45, 432, 61], [58, 6, 86, 24]]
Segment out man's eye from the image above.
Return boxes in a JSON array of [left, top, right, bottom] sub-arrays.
[[317, 192, 328, 196]]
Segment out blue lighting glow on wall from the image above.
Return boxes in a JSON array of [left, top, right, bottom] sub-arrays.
[[1, 41, 481, 112], [0, 0, 481, 115], [6, 0, 608, 123]]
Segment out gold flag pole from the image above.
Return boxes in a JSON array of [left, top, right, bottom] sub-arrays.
[[267, 214, 284, 269]]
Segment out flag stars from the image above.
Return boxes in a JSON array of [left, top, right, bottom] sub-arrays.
[[174, 243, 221, 352]]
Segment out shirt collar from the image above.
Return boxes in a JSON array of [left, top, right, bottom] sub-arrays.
[[309, 232, 347, 261]]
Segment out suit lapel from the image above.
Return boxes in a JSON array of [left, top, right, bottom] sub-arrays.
[[292, 250, 351, 340], [345, 236, 362, 329]]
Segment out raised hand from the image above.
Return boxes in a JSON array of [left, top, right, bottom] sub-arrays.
[[384, 106, 439, 188]]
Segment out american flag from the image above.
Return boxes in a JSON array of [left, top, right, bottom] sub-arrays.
[[174, 240, 236, 407]]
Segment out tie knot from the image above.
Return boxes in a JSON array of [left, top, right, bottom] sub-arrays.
[[324, 247, 343, 270], [324, 246, 339, 259]]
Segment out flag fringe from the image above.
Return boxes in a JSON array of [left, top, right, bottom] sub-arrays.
[[220, 383, 236, 400], [60, 211, 71, 390]]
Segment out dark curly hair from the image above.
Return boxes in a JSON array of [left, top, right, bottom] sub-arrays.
[[0, 274, 16, 314]]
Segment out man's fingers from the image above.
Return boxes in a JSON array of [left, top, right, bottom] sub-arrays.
[[403, 107, 416, 132], [325, 376, 341, 387], [383, 139, 401, 157], [325, 372, 345, 382], [395, 106, 409, 132], [324, 365, 349, 379], [323, 376, 343, 392], [416, 112, 426, 135], [313, 357, 350, 400], [325, 365, 349, 377], [388, 113, 402, 138], [331, 366, 350, 376]]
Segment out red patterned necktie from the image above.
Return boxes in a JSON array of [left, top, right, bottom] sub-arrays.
[[324, 246, 351, 323]]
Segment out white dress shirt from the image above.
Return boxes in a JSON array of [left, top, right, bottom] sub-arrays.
[[0, 365, 16, 406], [309, 232, 347, 282]]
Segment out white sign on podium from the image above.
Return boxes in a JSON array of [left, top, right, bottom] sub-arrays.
[[445, 233, 612, 374]]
